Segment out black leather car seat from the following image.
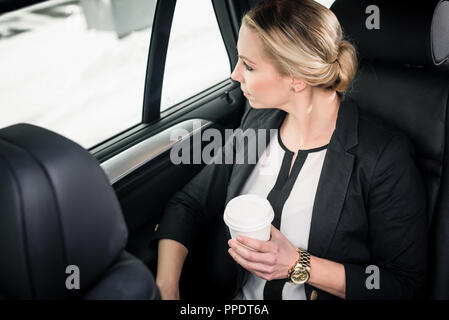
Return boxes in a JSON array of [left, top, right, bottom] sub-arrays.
[[330, 0, 449, 299], [0, 123, 160, 299]]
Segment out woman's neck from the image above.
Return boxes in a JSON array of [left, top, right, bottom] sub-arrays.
[[280, 88, 340, 151]]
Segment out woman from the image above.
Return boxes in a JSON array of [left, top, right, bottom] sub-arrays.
[[151, 0, 427, 300]]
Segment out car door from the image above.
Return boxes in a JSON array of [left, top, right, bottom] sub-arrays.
[[0, 0, 251, 300]]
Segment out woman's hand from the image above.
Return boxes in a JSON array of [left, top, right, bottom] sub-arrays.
[[227, 225, 299, 281]]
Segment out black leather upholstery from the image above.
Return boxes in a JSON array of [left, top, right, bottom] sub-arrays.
[[332, 0, 449, 66], [0, 124, 160, 300], [330, 0, 449, 299]]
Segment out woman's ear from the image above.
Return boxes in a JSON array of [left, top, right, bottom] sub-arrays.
[[290, 77, 306, 92]]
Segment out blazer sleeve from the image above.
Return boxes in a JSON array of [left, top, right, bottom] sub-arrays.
[[149, 106, 253, 253], [343, 133, 428, 299]]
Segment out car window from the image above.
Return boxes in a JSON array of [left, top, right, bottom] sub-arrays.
[[160, 0, 230, 112], [0, 0, 157, 149]]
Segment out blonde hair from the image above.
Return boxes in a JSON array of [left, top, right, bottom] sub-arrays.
[[242, 0, 358, 93]]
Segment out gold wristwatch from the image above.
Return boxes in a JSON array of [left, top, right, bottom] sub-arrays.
[[287, 248, 311, 284]]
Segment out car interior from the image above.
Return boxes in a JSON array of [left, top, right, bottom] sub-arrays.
[[0, 0, 448, 300]]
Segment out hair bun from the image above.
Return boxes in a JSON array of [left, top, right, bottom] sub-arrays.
[[331, 40, 358, 92]]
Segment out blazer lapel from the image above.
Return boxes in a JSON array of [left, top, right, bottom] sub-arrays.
[[225, 108, 286, 205], [307, 97, 359, 258], [224, 108, 286, 299]]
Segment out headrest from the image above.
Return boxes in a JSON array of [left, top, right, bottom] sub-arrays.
[[331, 0, 449, 66], [0, 124, 128, 299]]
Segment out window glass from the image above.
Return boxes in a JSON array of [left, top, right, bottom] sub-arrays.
[[315, 0, 336, 8], [0, 0, 157, 148], [161, 0, 230, 112]]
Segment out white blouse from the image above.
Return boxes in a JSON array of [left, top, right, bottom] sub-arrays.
[[233, 128, 328, 300]]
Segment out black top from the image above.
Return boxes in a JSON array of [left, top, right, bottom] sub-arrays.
[[262, 119, 328, 299]]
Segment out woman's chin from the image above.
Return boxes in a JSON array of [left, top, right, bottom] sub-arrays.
[[247, 98, 258, 108], [248, 100, 268, 109]]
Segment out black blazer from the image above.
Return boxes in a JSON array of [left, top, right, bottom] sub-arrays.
[[152, 95, 428, 300]]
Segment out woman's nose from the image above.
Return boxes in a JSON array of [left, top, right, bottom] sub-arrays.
[[231, 62, 243, 83], [230, 68, 239, 82]]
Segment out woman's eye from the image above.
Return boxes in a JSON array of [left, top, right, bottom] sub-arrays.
[[235, 55, 253, 71], [243, 62, 253, 72]]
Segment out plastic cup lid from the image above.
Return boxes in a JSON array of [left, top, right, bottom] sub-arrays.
[[223, 194, 274, 232]]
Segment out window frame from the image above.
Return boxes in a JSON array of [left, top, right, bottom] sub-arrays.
[[141, 0, 176, 124], [1, 0, 248, 162], [91, 0, 176, 159], [92, 0, 244, 161]]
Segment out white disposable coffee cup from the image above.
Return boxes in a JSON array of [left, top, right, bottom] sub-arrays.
[[223, 194, 274, 251]]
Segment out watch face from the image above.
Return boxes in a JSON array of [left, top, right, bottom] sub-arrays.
[[291, 269, 309, 284]]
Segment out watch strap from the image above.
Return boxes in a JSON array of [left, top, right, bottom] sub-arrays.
[[288, 248, 311, 281], [299, 248, 311, 271]]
